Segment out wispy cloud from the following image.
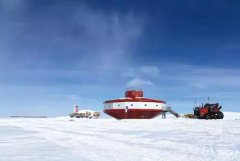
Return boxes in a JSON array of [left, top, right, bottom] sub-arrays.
[[141, 66, 160, 77], [0, 2, 145, 84], [51, 94, 97, 104], [179, 67, 240, 89], [0, 2, 144, 71], [127, 78, 154, 88]]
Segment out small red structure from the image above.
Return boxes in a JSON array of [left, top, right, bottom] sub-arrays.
[[103, 90, 166, 119], [74, 105, 79, 113]]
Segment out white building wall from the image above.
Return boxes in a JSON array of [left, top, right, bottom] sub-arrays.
[[104, 102, 164, 110]]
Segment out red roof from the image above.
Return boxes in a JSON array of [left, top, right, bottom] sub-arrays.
[[104, 97, 166, 104]]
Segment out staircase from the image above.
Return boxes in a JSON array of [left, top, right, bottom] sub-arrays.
[[162, 106, 180, 118]]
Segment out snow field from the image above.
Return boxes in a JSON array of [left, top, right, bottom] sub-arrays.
[[0, 113, 240, 161]]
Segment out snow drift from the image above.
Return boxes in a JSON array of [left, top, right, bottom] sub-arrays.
[[0, 112, 240, 161]]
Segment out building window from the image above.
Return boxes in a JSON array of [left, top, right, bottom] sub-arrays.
[[156, 104, 158, 107], [118, 104, 120, 107], [131, 104, 133, 106], [144, 104, 147, 106]]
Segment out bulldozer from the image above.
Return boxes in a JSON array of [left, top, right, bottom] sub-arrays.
[[193, 103, 224, 119]]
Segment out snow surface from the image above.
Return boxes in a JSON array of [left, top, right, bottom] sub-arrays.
[[0, 113, 240, 161]]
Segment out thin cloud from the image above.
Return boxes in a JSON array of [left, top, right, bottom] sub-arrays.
[[126, 78, 154, 88], [0, 2, 145, 85], [180, 67, 240, 89], [0, 3, 144, 71], [141, 66, 160, 76]]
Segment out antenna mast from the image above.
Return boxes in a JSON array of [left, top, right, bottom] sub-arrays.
[[207, 97, 210, 102]]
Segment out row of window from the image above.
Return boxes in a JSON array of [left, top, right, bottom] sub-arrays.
[[107, 104, 160, 108]]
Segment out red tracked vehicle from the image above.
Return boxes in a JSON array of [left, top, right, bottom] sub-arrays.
[[103, 90, 166, 119], [193, 103, 224, 119]]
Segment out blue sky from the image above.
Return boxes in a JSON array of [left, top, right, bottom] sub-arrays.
[[0, 0, 240, 117]]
